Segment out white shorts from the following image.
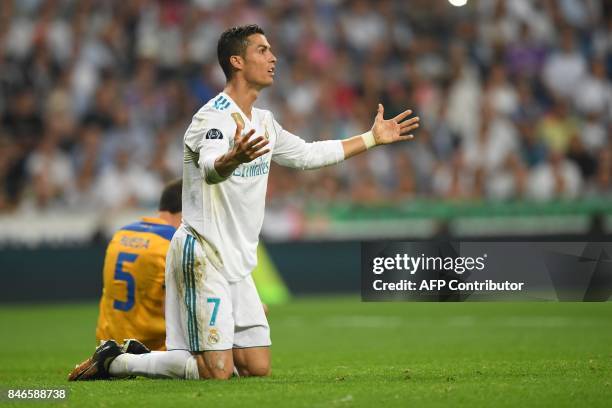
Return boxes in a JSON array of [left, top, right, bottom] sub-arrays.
[[165, 225, 271, 352]]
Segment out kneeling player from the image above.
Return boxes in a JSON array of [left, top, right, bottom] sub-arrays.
[[68, 23, 418, 382], [95, 179, 182, 351]]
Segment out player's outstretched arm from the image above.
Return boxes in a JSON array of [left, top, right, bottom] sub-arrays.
[[342, 104, 420, 159], [214, 123, 270, 178]]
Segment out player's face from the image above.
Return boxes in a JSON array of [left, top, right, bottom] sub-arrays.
[[241, 34, 277, 88]]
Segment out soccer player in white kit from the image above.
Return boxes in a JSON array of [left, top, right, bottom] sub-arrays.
[[68, 24, 420, 381]]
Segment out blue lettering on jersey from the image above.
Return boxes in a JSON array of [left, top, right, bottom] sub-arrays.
[[206, 128, 223, 140], [213, 96, 230, 111]]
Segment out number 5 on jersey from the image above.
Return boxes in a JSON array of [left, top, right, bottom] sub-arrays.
[[114, 252, 138, 311]]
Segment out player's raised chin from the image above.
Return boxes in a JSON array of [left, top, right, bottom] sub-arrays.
[[231, 33, 277, 88]]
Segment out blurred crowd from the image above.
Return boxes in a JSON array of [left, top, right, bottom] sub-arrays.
[[0, 0, 610, 215]]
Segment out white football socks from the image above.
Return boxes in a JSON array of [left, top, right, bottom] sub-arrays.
[[109, 350, 199, 379]]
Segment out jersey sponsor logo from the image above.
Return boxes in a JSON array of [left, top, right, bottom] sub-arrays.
[[213, 95, 230, 110], [232, 158, 270, 178], [205, 128, 223, 140]]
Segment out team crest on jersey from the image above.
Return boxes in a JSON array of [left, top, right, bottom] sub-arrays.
[[207, 328, 220, 345], [206, 128, 223, 140]]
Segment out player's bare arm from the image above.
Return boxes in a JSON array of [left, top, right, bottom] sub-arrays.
[[214, 123, 270, 178], [342, 104, 420, 159]]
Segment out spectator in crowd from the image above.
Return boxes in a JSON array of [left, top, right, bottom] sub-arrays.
[[542, 27, 587, 99], [575, 59, 611, 116], [26, 133, 74, 209], [528, 150, 583, 201], [537, 99, 580, 153], [93, 149, 163, 210]]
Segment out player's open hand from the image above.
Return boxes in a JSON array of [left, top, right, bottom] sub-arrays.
[[371, 104, 420, 145], [231, 123, 270, 163]]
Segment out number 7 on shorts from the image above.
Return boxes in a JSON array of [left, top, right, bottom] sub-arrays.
[[207, 297, 220, 326]]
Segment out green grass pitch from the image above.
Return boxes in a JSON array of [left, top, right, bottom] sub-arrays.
[[0, 297, 611, 407]]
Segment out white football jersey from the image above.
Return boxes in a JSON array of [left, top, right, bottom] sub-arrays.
[[182, 92, 344, 282]]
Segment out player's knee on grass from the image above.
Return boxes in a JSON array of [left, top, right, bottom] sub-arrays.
[[233, 347, 271, 377], [238, 361, 270, 377], [194, 351, 233, 380]]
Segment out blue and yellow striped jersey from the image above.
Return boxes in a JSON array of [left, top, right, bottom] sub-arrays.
[[95, 217, 175, 351]]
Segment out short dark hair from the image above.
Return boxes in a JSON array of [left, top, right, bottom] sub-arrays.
[[159, 179, 182, 214], [217, 24, 265, 81]]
